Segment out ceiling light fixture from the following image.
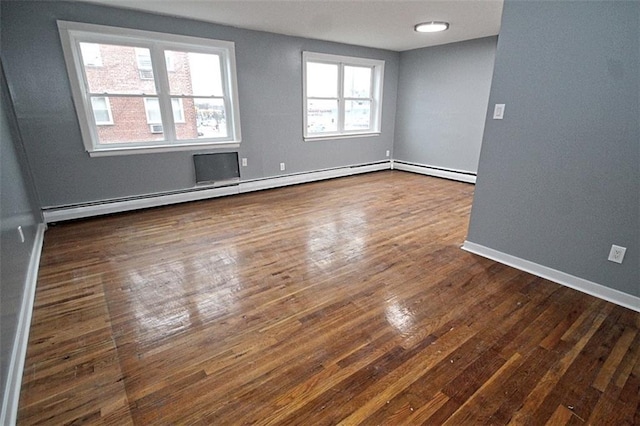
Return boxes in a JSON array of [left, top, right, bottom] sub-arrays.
[[414, 21, 450, 33]]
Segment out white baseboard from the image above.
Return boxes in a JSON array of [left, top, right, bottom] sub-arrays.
[[392, 160, 476, 184], [1, 223, 46, 426], [43, 161, 391, 223], [43, 185, 240, 223], [461, 241, 640, 313], [238, 162, 390, 193]]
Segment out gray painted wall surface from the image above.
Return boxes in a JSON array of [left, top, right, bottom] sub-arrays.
[[1, 1, 398, 208], [0, 66, 42, 405], [394, 37, 497, 174], [467, 1, 640, 297]]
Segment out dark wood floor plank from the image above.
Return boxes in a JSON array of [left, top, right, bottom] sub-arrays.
[[17, 171, 640, 425]]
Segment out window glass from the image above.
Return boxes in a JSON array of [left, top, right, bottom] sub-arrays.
[[344, 100, 371, 130], [144, 98, 185, 123], [80, 42, 102, 66], [81, 43, 157, 95], [306, 62, 338, 98], [90, 96, 111, 124], [166, 51, 223, 96], [94, 97, 164, 144], [177, 98, 228, 140], [307, 99, 338, 133], [135, 48, 154, 80], [344, 66, 371, 98]]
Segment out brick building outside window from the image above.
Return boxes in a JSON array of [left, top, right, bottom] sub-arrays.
[[83, 43, 226, 144]]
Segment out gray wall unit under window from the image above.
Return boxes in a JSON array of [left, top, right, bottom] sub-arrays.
[[0, 64, 43, 412], [394, 37, 497, 174], [467, 1, 640, 297], [0, 1, 398, 208], [193, 153, 240, 185]]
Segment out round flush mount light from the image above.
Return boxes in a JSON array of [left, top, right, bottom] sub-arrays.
[[414, 21, 450, 33]]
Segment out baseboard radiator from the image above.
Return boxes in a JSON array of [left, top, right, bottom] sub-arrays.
[[42, 160, 392, 223], [392, 160, 477, 184]]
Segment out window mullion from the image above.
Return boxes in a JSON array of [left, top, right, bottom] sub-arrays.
[[151, 45, 176, 142], [337, 63, 345, 133]]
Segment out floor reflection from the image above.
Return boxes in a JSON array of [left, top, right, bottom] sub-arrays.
[[306, 209, 367, 270], [123, 246, 241, 346], [385, 300, 415, 335]]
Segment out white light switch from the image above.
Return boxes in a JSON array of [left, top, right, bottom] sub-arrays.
[[493, 103, 505, 120], [241, 158, 247, 167]]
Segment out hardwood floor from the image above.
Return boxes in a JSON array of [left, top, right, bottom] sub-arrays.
[[18, 171, 639, 425]]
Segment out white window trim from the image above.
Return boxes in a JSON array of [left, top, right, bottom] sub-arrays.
[[91, 96, 113, 125], [58, 20, 242, 157], [303, 51, 384, 141]]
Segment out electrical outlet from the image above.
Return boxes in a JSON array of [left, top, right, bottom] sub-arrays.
[[280, 162, 285, 171], [607, 244, 626, 264], [241, 158, 247, 167], [386, 150, 390, 157]]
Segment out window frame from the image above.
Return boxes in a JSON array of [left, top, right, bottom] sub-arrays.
[[58, 20, 242, 157], [303, 51, 384, 141]]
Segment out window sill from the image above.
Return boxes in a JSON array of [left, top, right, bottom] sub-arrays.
[[304, 132, 380, 142], [87, 141, 241, 157]]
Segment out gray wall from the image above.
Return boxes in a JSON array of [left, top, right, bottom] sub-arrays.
[[0, 64, 43, 407], [394, 37, 497, 173], [467, 1, 640, 297], [0, 1, 398, 208]]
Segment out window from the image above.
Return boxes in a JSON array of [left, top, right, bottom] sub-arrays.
[[144, 98, 185, 124], [91, 97, 113, 124], [58, 21, 242, 156], [303, 52, 384, 140], [135, 48, 153, 80]]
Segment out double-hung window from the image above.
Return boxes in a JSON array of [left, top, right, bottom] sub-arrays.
[[90, 97, 113, 125], [303, 52, 384, 140], [58, 21, 241, 156]]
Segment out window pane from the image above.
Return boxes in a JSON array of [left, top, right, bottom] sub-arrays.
[[90, 97, 111, 124], [93, 108, 110, 123], [135, 48, 153, 80], [144, 98, 186, 124], [166, 51, 223, 96], [82, 44, 157, 95], [344, 66, 371, 98], [307, 62, 338, 98], [177, 98, 227, 140], [80, 42, 102, 67], [171, 98, 185, 123], [307, 99, 338, 133], [144, 98, 162, 123], [94, 97, 164, 144], [344, 100, 371, 131]]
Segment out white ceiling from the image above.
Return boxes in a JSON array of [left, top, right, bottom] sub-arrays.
[[82, 0, 504, 51]]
